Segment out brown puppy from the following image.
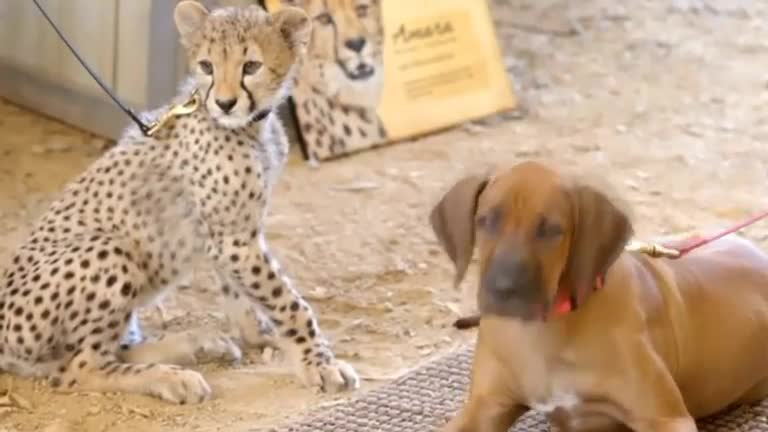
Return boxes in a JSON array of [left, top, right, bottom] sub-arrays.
[[430, 161, 768, 432]]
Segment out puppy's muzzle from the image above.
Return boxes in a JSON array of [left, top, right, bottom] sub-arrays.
[[485, 254, 533, 297], [480, 253, 544, 320]]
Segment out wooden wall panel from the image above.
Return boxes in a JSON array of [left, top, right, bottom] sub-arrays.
[[0, 0, 61, 75], [0, 0, 117, 100], [55, 0, 117, 99], [115, 0, 152, 108]]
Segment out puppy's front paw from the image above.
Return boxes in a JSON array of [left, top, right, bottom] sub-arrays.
[[440, 414, 469, 432]]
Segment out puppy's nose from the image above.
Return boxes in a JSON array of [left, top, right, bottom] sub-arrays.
[[345, 37, 367, 53], [215, 98, 237, 113], [484, 255, 532, 298]]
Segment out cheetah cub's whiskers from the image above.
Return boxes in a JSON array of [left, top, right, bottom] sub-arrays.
[[0, 1, 359, 404]]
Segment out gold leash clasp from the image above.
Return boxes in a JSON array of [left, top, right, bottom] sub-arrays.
[[145, 90, 201, 137], [625, 239, 681, 259]]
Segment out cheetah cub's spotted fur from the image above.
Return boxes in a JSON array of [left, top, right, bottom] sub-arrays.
[[0, 1, 359, 404]]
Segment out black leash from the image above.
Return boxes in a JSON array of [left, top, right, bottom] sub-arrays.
[[32, 0, 154, 136]]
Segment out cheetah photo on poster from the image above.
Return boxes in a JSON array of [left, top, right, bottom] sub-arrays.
[[280, 0, 387, 163]]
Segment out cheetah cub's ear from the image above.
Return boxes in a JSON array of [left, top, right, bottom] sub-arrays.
[[174, 0, 210, 48], [272, 7, 312, 54]]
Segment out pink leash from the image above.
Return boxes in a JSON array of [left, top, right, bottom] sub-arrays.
[[669, 209, 768, 258]]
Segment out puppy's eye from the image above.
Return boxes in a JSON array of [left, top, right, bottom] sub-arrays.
[[476, 209, 500, 232], [243, 60, 262, 75], [536, 218, 563, 239], [355, 4, 370, 18], [315, 12, 333, 25], [198, 60, 213, 75], [476, 215, 488, 229]]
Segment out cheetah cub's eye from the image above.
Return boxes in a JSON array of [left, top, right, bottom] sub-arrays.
[[355, 4, 369, 18], [315, 12, 333, 25], [243, 61, 262, 75], [198, 60, 213, 75]]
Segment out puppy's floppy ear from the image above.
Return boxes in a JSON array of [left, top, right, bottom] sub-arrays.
[[561, 182, 633, 306], [429, 176, 488, 290], [174, 1, 210, 48]]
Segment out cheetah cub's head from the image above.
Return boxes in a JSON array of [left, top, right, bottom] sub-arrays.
[[174, 1, 311, 129]]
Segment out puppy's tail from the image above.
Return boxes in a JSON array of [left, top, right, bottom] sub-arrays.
[[453, 315, 481, 330]]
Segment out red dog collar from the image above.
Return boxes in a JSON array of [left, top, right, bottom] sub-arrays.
[[551, 274, 605, 318]]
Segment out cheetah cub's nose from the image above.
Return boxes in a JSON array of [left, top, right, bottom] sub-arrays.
[[345, 37, 366, 53], [215, 98, 237, 114]]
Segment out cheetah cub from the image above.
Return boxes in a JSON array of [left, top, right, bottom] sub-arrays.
[[0, 1, 359, 404]]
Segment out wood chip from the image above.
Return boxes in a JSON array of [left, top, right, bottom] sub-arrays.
[[124, 406, 152, 418], [304, 287, 332, 301], [329, 181, 380, 192], [42, 419, 77, 432], [0, 384, 33, 411]]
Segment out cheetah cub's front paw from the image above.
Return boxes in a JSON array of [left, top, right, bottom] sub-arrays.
[[300, 356, 360, 393], [148, 367, 212, 405]]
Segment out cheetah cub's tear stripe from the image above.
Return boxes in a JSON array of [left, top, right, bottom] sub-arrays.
[[0, 1, 358, 405]]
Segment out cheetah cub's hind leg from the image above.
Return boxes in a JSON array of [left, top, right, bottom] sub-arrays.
[[119, 327, 242, 367], [43, 238, 212, 405], [118, 311, 242, 367], [117, 292, 243, 367]]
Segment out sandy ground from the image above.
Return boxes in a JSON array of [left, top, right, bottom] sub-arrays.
[[2, 0, 768, 431]]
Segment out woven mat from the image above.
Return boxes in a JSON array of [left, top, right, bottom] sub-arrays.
[[265, 346, 768, 431]]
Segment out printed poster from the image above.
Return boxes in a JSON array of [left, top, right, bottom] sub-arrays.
[[264, 0, 517, 163]]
